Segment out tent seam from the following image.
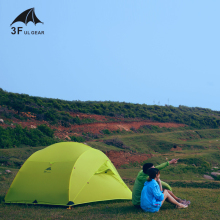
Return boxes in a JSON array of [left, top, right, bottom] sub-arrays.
[[68, 148, 92, 203], [70, 149, 108, 202]]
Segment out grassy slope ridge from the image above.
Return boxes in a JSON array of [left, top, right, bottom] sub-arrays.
[[1, 88, 220, 128]]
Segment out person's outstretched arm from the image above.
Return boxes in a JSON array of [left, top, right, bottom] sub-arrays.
[[155, 159, 179, 171]]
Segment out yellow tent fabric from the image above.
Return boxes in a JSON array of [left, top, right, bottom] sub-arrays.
[[5, 142, 132, 206]]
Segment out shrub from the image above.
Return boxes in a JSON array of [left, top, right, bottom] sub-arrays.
[[37, 124, 54, 138], [104, 138, 130, 149], [101, 129, 111, 135], [61, 121, 70, 127], [11, 101, 25, 115], [70, 135, 85, 143], [130, 127, 137, 133], [0, 125, 57, 148], [72, 117, 82, 125]]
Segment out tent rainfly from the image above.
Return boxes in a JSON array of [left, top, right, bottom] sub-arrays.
[[5, 142, 132, 206]]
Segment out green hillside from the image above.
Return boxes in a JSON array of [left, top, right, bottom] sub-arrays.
[[1, 89, 220, 219], [1, 88, 220, 128]]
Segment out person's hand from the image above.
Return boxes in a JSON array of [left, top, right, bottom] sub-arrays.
[[169, 158, 179, 164], [156, 176, 161, 182]]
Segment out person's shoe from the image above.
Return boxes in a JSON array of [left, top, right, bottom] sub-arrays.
[[185, 200, 191, 205], [176, 204, 188, 209], [181, 200, 191, 205], [178, 199, 191, 205]]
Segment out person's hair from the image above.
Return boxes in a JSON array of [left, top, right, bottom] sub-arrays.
[[147, 168, 160, 181], [143, 163, 154, 174]]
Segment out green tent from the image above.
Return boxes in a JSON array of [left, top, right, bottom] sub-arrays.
[[5, 142, 131, 206]]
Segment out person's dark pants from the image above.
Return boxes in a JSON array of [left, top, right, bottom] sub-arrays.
[[134, 205, 141, 208]]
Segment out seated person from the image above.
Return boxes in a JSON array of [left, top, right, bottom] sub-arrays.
[[132, 159, 184, 207], [140, 168, 187, 213]]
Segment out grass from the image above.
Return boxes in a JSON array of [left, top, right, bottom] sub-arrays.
[[91, 128, 220, 154], [1, 186, 220, 219]]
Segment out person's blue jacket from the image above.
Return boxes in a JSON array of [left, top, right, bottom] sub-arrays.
[[140, 179, 164, 213]]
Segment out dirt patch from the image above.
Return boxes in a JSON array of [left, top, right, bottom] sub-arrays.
[[170, 146, 182, 151], [70, 121, 186, 134], [0, 119, 51, 129], [105, 150, 152, 168], [0, 109, 186, 139], [69, 113, 114, 122], [179, 139, 187, 141], [0, 118, 186, 139]]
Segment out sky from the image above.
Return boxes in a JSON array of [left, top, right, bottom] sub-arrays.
[[0, 1, 220, 110]]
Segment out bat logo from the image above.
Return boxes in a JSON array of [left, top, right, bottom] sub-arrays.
[[44, 167, 52, 173], [10, 8, 43, 26]]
